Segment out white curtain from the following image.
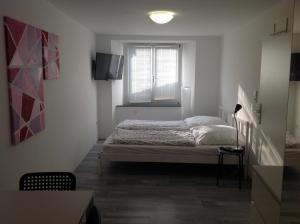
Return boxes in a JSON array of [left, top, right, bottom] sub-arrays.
[[128, 45, 178, 103], [128, 47, 152, 103], [153, 47, 178, 101]]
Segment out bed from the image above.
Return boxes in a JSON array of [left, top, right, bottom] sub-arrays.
[[285, 148, 300, 166], [101, 113, 251, 176], [285, 132, 300, 166]]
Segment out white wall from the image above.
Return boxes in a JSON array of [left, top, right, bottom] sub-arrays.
[[0, 0, 98, 189], [220, 5, 293, 222], [97, 81, 113, 138], [194, 38, 222, 116], [220, 0, 293, 166], [182, 42, 196, 118], [287, 82, 297, 134], [291, 82, 300, 139], [220, 1, 293, 113], [96, 36, 113, 138], [96, 34, 222, 139], [287, 34, 300, 137], [115, 107, 182, 125], [220, 24, 264, 113]]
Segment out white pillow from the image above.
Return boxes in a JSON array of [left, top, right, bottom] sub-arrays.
[[184, 116, 226, 128], [192, 125, 245, 145]]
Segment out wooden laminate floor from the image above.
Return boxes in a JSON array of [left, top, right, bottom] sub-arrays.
[[75, 144, 251, 224], [281, 166, 300, 223]]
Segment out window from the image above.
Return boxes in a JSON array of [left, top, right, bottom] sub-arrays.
[[126, 44, 180, 105]]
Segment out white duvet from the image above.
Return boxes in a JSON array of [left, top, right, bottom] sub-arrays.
[[191, 125, 245, 146], [111, 128, 195, 146], [110, 116, 238, 147], [286, 132, 300, 149], [117, 119, 188, 131]]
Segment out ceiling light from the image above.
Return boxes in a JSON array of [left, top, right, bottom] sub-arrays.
[[149, 11, 175, 24]]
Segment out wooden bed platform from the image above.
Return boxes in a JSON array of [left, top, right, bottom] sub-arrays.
[[285, 148, 300, 166], [102, 143, 239, 164]]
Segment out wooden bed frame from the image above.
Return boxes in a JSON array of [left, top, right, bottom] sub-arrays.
[[285, 148, 300, 166], [100, 113, 251, 176]]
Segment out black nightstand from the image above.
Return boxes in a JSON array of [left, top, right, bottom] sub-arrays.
[[216, 146, 245, 189]]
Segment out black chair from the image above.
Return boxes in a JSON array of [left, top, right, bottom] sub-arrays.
[[19, 172, 100, 223], [19, 172, 76, 191]]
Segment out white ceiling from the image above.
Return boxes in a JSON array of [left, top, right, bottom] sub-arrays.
[[48, 0, 279, 36]]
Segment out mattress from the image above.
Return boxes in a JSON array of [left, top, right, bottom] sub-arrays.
[[116, 119, 188, 131], [110, 128, 195, 146]]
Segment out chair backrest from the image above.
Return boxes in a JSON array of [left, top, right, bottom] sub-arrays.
[[19, 172, 76, 191]]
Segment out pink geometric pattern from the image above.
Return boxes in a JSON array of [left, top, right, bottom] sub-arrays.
[[42, 31, 60, 80], [4, 16, 45, 145]]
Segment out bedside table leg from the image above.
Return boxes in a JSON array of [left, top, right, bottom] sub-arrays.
[[238, 154, 243, 189], [217, 153, 221, 186], [220, 153, 224, 178], [241, 153, 244, 180]]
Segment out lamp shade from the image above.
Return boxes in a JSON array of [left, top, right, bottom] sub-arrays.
[[149, 11, 175, 24], [234, 104, 242, 114]]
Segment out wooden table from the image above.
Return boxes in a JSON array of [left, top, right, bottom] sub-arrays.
[[0, 191, 93, 224]]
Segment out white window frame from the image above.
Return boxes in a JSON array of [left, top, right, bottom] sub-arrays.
[[124, 43, 182, 106]]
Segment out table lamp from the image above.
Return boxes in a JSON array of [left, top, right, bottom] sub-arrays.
[[234, 104, 242, 150]]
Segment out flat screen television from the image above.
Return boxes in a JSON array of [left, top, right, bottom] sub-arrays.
[[290, 53, 300, 81], [94, 53, 124, 80]]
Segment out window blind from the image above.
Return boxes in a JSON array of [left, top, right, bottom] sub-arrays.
[[128, 45, 179, 104]]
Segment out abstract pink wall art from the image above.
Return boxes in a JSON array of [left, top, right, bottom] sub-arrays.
[[42, 31, 60, 80], [4, 16, 46, 145]]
